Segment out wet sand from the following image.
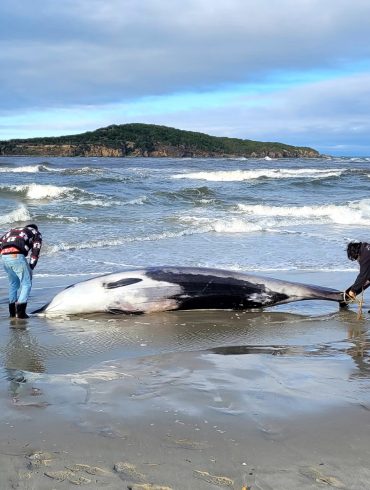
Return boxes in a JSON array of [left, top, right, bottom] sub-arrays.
[[1, 337, 370, 489], [1, 271, 370, 488]]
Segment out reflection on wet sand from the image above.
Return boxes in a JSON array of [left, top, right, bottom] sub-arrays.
[[2, 327, 45, 401], [346, 320, 370, 379], [0, 306, 369, 376], [209, 310, 370, 380]]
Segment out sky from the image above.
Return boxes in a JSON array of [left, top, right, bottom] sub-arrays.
[[1, 0, 370, 155]]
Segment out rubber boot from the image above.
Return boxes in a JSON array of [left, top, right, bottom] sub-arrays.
[[16, 303, 29, 319], [9, 303, 16, 318]]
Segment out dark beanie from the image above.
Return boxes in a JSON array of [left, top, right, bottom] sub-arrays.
[[27, 224, 38, 231], [347, 241, 362, 261]]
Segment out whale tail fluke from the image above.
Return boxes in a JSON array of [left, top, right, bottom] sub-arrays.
[[31, 302, 50, 314]]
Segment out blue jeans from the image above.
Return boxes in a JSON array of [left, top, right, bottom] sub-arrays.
[[2, 254, 32, 304]]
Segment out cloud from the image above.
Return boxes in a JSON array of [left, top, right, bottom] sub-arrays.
[[1, 0, 370, 112]]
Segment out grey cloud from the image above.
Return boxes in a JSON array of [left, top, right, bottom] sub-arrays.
[[1, 0, 370, 112]]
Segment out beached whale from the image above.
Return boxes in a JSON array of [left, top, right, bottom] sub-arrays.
[[32, 266, 345, 316]]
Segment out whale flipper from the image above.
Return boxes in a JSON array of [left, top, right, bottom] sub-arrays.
[[104, 278, 143, 289]]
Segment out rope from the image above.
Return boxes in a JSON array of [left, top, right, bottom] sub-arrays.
[[357, 294, 363, 320], [343, 289, 364, 319]]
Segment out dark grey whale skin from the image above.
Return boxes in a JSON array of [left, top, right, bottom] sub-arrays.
[[33, 266, 345, 316]]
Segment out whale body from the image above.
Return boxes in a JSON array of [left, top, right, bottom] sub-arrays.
[[32, 266, 344, 316]]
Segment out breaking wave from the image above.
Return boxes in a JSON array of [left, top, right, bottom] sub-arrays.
[[0, 205, 31, 225], [177, 216, 262, 233], [172, 168, 344, 181], [0, 183, 75, 199], [0, 183, 116, 206], [0, 164, 102, 175], [236, 199, 370, 226], [0, 164, 50, 173]]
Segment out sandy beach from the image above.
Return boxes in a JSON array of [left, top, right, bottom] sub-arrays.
[[1, 281, 370, 489]]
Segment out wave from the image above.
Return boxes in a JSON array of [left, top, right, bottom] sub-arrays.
[[44, 218, 260, 255], [43, 199, 368, 256], [42, 213, 82, 223], [0, 205, 31, 225], [94, 175, 132, 184], [0, 183, 116, 206], [35, 272, 110, 278], [0, 164, 50, 173], [236, 199, 370, 226], [123, 196, 149, 205], [0, 207, 82, 227], [155, 186, 215, 203], [199, 262, 358, 273], [349, 157, 370, 163], [44, 230, 197, 255], [0, 183, 75, 199], [172, 168, 344, 182], [177, 216, 262, 233], [0, 164, 102, 175], [63, 166, 103, 175]]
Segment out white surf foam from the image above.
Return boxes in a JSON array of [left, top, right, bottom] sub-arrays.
[[0, 205, 31, 225], [0, 183, 113, 206], [0, 183, 74, 199], [172, 168, 344, 182], [0, 164, 51, 173], [236, 199, 370, 226], [178, 216, 262, 233], [123, 196, 148, 205], [76, 199, 115, 207], [0, 165, 102, 174], [44, 213, 82, 223]]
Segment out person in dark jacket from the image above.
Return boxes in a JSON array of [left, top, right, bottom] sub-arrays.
[[0, 224, 42, 319], [346, 241, 370, 300]]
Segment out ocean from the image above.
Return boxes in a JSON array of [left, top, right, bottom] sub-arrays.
[[1, 155, 370, 488], [1, 155, 369, 276]]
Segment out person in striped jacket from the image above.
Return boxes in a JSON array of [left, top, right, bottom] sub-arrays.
[[0, 224, 42, 319]]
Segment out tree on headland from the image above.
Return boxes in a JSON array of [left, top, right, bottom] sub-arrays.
[[0, 123, 319, 158]]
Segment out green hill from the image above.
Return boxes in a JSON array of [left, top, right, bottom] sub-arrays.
[[0, 123, 319, 158]]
